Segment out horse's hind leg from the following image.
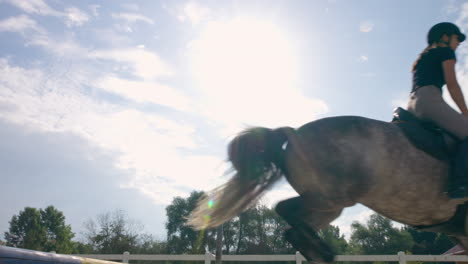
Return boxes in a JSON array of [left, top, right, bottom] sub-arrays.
[[275, 195, 344, 263]]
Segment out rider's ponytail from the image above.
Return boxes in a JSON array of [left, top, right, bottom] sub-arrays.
[[411, 45, 432, 72]]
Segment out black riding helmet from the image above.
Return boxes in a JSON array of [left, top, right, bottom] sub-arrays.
[[427, 22, 466, 44]]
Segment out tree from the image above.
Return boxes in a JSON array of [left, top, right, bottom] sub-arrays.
[[348, 214, 414, 254], [133, 234, 167, 254], [233, 204, 294, 254], [318, 225, 348, 254], [166, 191, 294, 255], [71, 241, 94, 254], [165, 190, 300, 255], [221, 216, 237, 254], [4, 206, 74, 253], [83, 209, 141, 253], [5, 207, 45, 250], [166, 191, 216, 253], [262, 205, 295, 254], [404, 226, 455, 254], [215, 225, 223, 264], [40, 206, 74, 253]]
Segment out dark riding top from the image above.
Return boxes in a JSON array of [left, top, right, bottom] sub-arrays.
[[412, 47, 456, 93]]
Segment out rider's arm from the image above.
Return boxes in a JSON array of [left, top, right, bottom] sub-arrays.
[[443, 59, 468, 115]]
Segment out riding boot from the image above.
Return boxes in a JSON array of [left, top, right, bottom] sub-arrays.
[[447, 138, 468, 199]]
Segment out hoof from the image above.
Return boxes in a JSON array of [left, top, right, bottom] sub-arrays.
[[285, 228, 335, 263]]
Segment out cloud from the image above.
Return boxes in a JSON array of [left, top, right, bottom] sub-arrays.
[[121, 3, 140, 11], [90, 48, 173, 80], [111, 12, 154, 32], [444, 1, 460, 16], [0, 15, 89, 58], [331, 205, 374, 240], [360, 20, 374, 33], [456, 2, 468, 27], [0, 57, 222, 206], [65, 7, 90, 27], [0, 16, 87, 59], [358, 55, 368, 62], [0, 15, 44, 34], [95, 75, 191, 111], [4, 0, 90, 27], [262, 180, 298, 208], [91, 28, 133, 47], [179, 2, 211, 26], [111, 13, 155, 25], [450, 4, 468, 110], [5, 0, 61, 16], [122, 154, 228, 205], [0, 58, 108, 133], [0, 118, 167, 240], [27, 34, 90, 57], [89, 4, 100, 17]]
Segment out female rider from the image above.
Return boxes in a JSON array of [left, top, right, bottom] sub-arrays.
[[407, 22, 468, 200]]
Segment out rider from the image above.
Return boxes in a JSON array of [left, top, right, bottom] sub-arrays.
[[407, 22, 468, 199]]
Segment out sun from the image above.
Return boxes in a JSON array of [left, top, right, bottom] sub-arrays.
[[190, 17, 297, 95], [189, 16, 300, 128]]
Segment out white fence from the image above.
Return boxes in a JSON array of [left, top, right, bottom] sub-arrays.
[[73, 251, 468, 264]]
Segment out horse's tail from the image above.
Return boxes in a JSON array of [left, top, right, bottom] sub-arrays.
[[188, 126, 295, 230]]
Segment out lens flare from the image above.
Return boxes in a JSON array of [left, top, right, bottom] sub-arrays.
[[203, 214, 211, 222], [195, 228, 206, 252], [208, 199, 214, 208]]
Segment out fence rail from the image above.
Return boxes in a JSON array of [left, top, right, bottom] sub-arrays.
[[72, 251, 468, 264], [2, 246, 468, 264]]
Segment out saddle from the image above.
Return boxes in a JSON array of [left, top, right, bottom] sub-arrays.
[[391, 107, 459, 161]]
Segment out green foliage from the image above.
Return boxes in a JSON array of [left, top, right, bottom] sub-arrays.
[[166, 191, 215, 253], [5, 207, 45, 250], [4, 206, 74, 253], [166, 191, 294, 255], [83, 209, 142, 254], [40, 206, 74, 253], [318, 225, 348, 254], [76, 210, 166, 254], [348, 214, 414, 255], [232, 204, 294, 254], [71, 241, 94, 254], [134, 234, 167, 254], [404, 226, 455, 254]]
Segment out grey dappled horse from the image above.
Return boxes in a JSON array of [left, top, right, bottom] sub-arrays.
[[189, 115, 468, 263]]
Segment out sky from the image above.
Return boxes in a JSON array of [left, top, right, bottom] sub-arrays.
[[2, 0, 468, 243]]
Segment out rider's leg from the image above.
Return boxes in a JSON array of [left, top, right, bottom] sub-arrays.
[[448, 139, 468, 198], [407, 85, 468, 199]]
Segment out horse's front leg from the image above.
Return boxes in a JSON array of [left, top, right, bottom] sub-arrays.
[[275, 195, 344, 263]]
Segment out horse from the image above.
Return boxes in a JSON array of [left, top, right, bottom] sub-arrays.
[[188, 113, 468, 263]]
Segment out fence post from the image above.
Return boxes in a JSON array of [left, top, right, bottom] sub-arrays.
[[205, 252, 213, 264], [295, 251, 302, 264], [398, 251, 406, 264], [123, 251, 130, 263]]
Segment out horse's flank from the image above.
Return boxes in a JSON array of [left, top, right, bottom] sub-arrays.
[[285, 116, 458, 226]]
